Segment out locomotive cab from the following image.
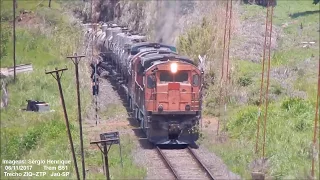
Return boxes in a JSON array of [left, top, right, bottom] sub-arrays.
[[141, 55, 203, 144]]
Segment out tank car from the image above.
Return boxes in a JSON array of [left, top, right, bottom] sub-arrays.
[[95, 23, 204, 145]]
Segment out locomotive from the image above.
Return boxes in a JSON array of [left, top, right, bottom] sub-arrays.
[[91, 23, 204, 145]]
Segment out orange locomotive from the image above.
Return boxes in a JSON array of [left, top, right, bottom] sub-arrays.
[[96, 24, 204, 144]]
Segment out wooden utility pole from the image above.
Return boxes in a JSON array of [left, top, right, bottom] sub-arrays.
[[90, 132, 123, 180], [66, 53, 86, 180], [13, 0, 16, 82], [45, 68, 80, 180]]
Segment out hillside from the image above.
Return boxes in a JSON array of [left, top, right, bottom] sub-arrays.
[[0, 1, 89, 179], [180, 1, 319, 179]]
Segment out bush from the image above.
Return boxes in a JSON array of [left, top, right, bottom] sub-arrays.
[[281, 97, 312, 114], [177, 17, 213, 65], [238, 75, 253, 87], [226, 105, 258, 138]]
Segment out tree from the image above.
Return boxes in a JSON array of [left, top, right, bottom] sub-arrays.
[[313, 0, 319, 4]]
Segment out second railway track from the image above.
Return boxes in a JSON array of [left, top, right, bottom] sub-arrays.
[[156, 146, 215, 180]]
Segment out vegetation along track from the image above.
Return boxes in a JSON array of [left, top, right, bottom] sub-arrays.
[[156, 146, 215, 180]]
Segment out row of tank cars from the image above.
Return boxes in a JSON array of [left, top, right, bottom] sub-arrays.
[[86, 23, 205, 145]]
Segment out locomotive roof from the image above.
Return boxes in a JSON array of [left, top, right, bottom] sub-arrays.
[[139, 50, 178, 59], [130, 42, 177, 53], [141, 54, 195, 69]]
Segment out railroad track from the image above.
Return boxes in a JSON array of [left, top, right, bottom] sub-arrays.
[[156, 146, 215, 180]]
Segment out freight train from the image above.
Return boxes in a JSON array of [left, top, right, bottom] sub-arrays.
[[89, 23, 204, 145]]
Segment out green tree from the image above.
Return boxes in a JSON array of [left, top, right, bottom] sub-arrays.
[[313, 0, 320, 4]]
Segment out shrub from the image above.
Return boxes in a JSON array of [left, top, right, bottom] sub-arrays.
[[238, 75, 253, 87]]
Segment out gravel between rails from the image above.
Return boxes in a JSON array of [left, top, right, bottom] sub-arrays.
[[159, 147, 212, 180], [192, 145, 242, 180], [132, 139, 176, 180], [134, 144, 241, 180]]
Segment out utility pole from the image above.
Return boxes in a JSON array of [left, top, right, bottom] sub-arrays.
[[45, 67, 80, 180], [90, 132, 123, 180], [66, 53, 86, 180], [13, 0, 16, 82], [48, 0, 51, 8]]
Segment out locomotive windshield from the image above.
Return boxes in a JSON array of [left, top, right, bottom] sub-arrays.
[[159, 70, 189, 83]]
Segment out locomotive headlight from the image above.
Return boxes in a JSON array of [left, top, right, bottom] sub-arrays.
[[170, 62, 178, 73]]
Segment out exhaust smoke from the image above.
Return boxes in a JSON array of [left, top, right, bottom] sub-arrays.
[[154, 0, 180, 46]]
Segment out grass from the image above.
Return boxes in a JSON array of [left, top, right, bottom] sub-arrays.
[[0, 1, 86, 179], [85, 136, 146, 180], [177, 0, 319, 179], [1, 1, 146, 179], [100, 104, 127, 120], [209, 98, 317, 179]]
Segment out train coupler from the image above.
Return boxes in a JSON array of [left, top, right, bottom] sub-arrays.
[[168, 123, 181, 140]]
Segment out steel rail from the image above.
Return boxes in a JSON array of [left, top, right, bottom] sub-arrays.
[[156, 147, 180, 180], [187, 147, 215, 180], [156, 146, 215, 180]]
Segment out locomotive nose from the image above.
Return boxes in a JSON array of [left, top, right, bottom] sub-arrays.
[[168, 123, 181, 140]]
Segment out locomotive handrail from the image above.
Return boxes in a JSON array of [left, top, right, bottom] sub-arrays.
[[135, 80, 144, 91]]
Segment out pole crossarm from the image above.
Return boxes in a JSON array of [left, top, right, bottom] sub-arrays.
[[45, 67, 68, 75], [67, 54, 86, 65]]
